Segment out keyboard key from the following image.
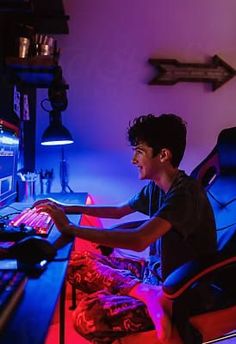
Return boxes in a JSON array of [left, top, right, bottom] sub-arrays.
[[8, 208, 53, 237]]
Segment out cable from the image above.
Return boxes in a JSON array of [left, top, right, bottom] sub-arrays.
[[40, 98, 51, 112]]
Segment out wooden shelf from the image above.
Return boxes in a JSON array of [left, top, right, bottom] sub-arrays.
[[6, 56, 58, 67], [5, 56, 65, 88]]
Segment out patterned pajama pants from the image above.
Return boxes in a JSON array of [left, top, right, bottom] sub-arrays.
[[67, 250, 155, 344]]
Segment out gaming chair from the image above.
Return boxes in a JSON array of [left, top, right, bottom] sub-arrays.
[[115, 127, 236, 344]]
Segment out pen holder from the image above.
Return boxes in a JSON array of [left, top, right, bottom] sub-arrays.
[[17, 172, 39, 202]]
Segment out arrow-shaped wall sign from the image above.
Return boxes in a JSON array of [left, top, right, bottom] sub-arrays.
[[148, 55, 236, 91]]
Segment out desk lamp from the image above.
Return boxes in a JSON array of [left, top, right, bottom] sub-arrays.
[[41, 110, 73, 146], [41, 109, 74, 193], [40, 73, 74, 192]]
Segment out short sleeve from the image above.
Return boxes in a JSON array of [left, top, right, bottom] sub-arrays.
[[128, 183, 153, 215]]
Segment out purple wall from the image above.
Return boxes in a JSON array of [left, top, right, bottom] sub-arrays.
[[35, 0, 236, 226]]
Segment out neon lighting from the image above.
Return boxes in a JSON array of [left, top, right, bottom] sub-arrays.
[[86, 195, 94, 205]]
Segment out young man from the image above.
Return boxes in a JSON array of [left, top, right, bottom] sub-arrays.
[[35, 114, 217, 343]]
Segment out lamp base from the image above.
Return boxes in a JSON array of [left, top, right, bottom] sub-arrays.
[[61, 183, 74, 193], [60, 146, 74, 193]]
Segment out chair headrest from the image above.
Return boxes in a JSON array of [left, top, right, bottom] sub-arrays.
[[217, 127, 236, 174]]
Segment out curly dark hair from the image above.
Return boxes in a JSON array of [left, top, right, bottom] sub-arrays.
[[127, 113, 187, 167]]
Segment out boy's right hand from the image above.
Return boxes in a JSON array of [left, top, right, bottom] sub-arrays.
[[32, 198, 66, 212]]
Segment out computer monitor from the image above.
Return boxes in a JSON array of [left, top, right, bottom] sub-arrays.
[[0, 119, 19, 209]]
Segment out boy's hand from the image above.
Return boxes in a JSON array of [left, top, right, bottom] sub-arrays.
[[35, 202, 70, 234], [33, 198, 66, 212]]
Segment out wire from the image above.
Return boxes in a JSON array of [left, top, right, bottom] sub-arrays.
[[40, 98, 51, 112]]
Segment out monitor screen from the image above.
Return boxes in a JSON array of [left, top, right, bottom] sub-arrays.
[[0, 119, 19, 209]]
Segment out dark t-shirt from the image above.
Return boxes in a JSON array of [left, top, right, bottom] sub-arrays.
[[128, 170, 217, 281]]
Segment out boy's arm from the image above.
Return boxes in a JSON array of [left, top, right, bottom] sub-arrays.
[[33, 198, 134, 219], [64, 216, 171, 251], [36, 202, 171, 251], [65, 203, 134, 218]]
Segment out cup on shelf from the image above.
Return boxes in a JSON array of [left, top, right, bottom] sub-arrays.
[[40, 44, 50, 56], [19, 37, 30, 58]]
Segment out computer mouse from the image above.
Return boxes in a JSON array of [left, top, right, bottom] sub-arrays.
[[8, 236, 57, 264]]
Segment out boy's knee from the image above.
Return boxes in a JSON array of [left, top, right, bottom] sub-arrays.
[[67, 251, 104, 290], [73, 294, 107, 337], [73, 298, 94, 336]]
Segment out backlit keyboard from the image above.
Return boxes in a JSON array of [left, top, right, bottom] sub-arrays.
[[0, 270, 27, 331], [9, 208, 53, 237]]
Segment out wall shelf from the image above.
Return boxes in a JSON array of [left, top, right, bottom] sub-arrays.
[[5, 56, 64, 88]]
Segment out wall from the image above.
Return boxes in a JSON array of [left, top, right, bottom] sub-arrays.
[[35, 0, 236, 227]]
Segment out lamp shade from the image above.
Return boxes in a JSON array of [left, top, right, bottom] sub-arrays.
[[41, 110, 74, 146]]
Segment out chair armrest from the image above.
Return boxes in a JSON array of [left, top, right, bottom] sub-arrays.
[[163, 253, 236, 299]]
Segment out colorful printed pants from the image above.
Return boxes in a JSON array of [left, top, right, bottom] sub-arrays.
[[67, 250, 155, 343]]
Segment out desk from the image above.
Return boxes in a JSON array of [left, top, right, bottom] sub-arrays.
[[0, 192, 89, 344]]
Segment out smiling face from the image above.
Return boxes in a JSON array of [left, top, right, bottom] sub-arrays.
[[131, 142, 161, 180], [128, 114, 187, 170]]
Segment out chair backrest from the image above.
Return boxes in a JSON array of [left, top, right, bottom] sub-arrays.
[[191, 127, 236, 254]]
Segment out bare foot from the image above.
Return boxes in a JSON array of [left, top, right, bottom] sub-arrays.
[[129, 283, 172, 342]]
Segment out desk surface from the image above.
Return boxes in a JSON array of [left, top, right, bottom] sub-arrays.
[[0, 192, 88, 344]]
